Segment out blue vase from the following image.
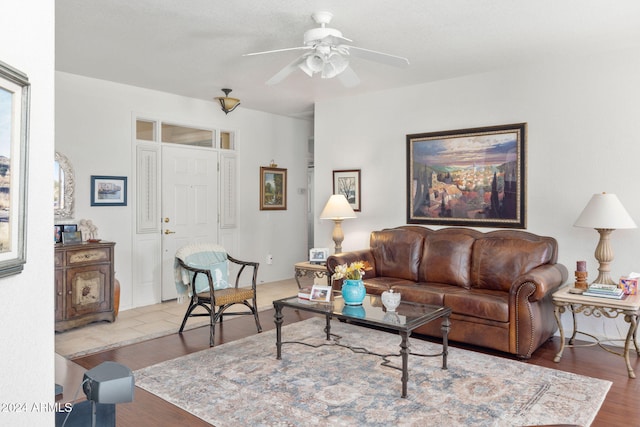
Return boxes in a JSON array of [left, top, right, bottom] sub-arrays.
[[342, 279, 366, 305]]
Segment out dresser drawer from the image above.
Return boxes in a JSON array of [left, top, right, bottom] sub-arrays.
[[66, 247, 111, 265]]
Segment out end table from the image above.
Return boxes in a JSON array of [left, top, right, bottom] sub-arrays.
[[293, 261, 330, 289], [552, 285, 640, 378]]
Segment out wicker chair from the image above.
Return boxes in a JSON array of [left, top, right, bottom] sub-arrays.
[[175, 243, 262, 346]]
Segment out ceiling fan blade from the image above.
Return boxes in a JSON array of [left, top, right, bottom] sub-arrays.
[[266, 56, 306, 85], [320, 34, 353, 45], [337, 65, 360, 88], [243, 46, 311, 57], [347, 46, 410, 68]]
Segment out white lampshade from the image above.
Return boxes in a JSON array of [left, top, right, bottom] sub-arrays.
[[574, 193, 637, 229], [320, 194, 356, 220]]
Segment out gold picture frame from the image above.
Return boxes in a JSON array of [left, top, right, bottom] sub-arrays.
[[260, 166, 287, 210]]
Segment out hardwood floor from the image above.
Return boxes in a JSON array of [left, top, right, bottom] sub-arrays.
[[71, 308, 639, 427]]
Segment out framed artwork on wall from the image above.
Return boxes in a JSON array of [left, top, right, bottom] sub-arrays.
[[406, 123, 527, 229], [260, 166, 287, 210], [91, 175, 128, 206], [333, 169, 361, 212], [0, 61, 30, 278]]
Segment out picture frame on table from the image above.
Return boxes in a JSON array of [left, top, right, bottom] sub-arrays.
[[62, 231, 82, 244], [91, 175, 127, 206], [333, 169, 361, 212], [260, 166, 287, 210], [406, 123, 526, 229], [55, 224, 77, 243], [0, 61, 30, 278], [310, 285, 332, 302], [309, 248, 329, 264]]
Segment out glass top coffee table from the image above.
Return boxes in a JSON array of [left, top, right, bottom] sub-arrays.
[[273, 293, 451, 398]]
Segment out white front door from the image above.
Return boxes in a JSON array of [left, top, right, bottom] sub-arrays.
[[161, 144, 218, 300]]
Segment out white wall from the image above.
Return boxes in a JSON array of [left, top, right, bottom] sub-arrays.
[[56, 72, 312, 310], [315, 46, 640, 342], [0, 1, 55, 425]]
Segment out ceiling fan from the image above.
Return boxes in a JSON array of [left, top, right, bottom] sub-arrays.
[[243, 11, 410, 88]]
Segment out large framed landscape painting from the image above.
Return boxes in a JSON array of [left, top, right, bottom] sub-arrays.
[[0, 61, 30, 277], [407, 123, 526, 229]]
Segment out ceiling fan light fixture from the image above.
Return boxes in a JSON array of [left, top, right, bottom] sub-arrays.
[[306, 54, 325, 73], [214, 88, 240, 114], [328, 52, 348, 74], [246, 11, 408, 87]]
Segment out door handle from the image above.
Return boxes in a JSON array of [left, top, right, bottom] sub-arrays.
[[164, 229, 176, 235]]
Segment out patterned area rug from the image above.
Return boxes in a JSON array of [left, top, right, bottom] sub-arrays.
[[135, 317, 610, 426]]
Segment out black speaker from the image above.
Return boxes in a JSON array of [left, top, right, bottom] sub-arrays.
[[82, 361, 134, 404]]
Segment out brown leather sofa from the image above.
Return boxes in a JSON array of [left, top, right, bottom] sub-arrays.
[[326, 226, 568, 359]]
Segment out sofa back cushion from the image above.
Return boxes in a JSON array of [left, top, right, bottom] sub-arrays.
[[420, 233, 475, 288], [370, 229, 423, 281], [471, 238, 554, 291]]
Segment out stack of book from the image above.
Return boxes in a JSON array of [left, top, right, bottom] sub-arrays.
[[298, 286, 313, 300], [582, 283, 625, 299]]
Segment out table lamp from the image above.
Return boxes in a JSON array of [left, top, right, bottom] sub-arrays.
[[574, 192, 636, 285], [320, 194, 356, 253]]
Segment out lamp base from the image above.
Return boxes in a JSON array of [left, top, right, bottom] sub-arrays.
[[591, 272, 616, 286], [331, 219, 344, 254], [592, 228, 617, 286]]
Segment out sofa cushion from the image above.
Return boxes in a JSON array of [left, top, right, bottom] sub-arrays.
[[444, 289, 509, 323], [362, 277, 416, 295], [392, 282, 467, 306], [370, 229, 423, 281], [471, 238, 553, 292], [420, 233, 475, 288]]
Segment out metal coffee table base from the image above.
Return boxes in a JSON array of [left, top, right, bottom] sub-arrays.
[[275, 308, 450, 398]]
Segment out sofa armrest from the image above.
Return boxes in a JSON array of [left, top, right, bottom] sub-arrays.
[[327, 250, 377, 278], [511, 263, 569, 301]]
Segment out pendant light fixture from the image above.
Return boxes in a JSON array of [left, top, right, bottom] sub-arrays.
[[214, 88, 240, 114]]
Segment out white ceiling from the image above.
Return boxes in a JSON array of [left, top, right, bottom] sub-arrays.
[[55, 0, 640, 119]]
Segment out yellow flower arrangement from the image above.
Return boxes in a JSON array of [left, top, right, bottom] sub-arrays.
[[332, 261, 367, 281]]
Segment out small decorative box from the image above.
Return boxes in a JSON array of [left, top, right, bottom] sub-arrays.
[[619, 277, 638, 295]]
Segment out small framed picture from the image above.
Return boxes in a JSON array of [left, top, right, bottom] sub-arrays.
[[310, 285, 332, 302], [333, 169, 361, 212], [260, 166, 287, 210], [62, 231, 82, 244], [91, 175, 128, 206], [309, 248, 329, 264], [55, 224, 78, 243], [54, 225, 63, 243]]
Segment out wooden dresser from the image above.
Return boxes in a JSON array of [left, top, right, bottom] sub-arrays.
[[55, 241, 116, 332]]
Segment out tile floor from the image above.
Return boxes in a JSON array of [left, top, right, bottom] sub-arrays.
[[55, 278, 300, 357]]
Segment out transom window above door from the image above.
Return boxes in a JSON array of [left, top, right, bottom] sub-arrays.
[[135, 119, 235, 150], [161, 123, 214, 148]]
